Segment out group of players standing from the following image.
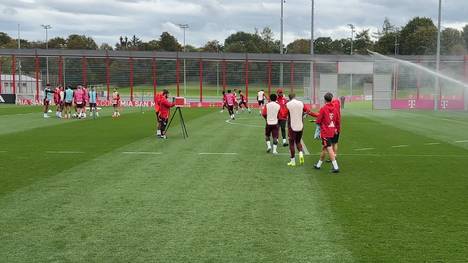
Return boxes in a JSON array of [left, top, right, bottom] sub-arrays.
[[233, 88, 341, 173], [42, 84, 122, 119]]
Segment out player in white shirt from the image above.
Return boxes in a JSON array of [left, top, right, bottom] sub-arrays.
[[257, 89, 265, 113], [285, 93, 308, 166], [261, 94, 281, 154]]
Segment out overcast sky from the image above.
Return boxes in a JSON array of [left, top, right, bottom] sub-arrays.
[[0, 0, 467, 47]]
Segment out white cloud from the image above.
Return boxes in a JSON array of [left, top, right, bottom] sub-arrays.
[[0, 0, 466, 47]]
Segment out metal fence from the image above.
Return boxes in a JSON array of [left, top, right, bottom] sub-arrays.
[[0, 49, 467, 109]]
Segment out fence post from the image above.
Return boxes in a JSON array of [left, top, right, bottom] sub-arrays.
[[35, 55, 40, 102], [82, 56, 87, 88], [129, 57, 134, 102], [245, 56, 249, 102], [12, 55, 16, 94], [267, 60, 272, 96], [290, 61, 295, 93], [58, 56, 63, 86], [222, 59, 227, 91], [106, 54, 110, 101], [152, 57, 157, 97], [416, 57, 421, 100], [0, 58, 2, 94], [176, 57, 180, 97], [464, 55, 468, 111], [199, 59, 203, 103]]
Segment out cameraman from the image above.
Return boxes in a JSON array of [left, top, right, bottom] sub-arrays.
[[158, 89, 175, 139]]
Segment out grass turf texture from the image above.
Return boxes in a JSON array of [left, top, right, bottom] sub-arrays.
[[0, 105, 467, 262]]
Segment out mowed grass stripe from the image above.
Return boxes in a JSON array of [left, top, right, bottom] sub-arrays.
[[0, 109, 353, 262], [0, 108, 211, 196], [303, 112, 468, 261]]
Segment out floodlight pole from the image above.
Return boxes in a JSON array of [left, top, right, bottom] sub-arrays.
[[17, 24, 21, 95], [280, 0, 285, 88], [435, 0, 442, 111], [178, 24, 189, 97], [41, 24, 51, 84], [348, 24, 355, 97], [310, 0, 314, 103]]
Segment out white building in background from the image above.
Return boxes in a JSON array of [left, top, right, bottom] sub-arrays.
[[0, 74, 42, 95]]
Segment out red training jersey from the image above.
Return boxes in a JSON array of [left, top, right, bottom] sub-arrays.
[[332, 99, 341, 133], [158, 95, 175, 119], [316, 102, 339, 139], [277, 95, 288, 120]]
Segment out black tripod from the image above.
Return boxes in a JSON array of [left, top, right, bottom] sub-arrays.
[[165, 107, 188, 139]]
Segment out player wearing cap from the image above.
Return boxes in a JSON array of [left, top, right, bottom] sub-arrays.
[[262, 93, 280, 154], [314, 93, 340, 173], [276, 88, 289, 147], [285, 93, 309, 167], [158, 89, 175, 139]]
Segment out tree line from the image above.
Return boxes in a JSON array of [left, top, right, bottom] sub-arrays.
[[1, 17, 467, 56]]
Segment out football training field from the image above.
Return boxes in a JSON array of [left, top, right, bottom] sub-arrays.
[[1, 105, 467, 262]]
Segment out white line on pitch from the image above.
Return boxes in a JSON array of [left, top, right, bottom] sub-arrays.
[[0, 150, 7, 153], [354, 148, 375, 151], [46, 151, 84, 154], [455, 140, 468, 143], [199, 152, 238, 155], [391, 145, 409, 148], [424, 142, 441, 145], [225, 119, 263, 128], [339, 153, 468, 158], [300, 139, 310, 155], [441, 118, 468, 125], [122, 152, 162, 155]]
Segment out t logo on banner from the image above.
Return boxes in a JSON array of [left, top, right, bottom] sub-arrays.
[[0, 95, 5, 103], [408, 99, 416, 109]]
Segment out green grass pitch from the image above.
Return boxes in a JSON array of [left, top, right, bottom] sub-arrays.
[[0, 104, 468, 262]]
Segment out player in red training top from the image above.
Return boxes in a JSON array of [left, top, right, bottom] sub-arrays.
[[233, 89, 239, 114], [276, 88, 289, 147], [53, 85, 62, 118], [220, 91, 227, 113], [262, 93, 281, 154], [225, 90, 236, 120], [158, 89, 176, 139], [331, 98, 341, 159], [314, 92, 340, 173], [238, 90, 251, 113], [154, 91, 164, 137]]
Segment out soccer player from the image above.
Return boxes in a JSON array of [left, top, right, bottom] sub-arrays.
[[74, 85, 85, 119], [257, 89, 265, 112], [43, 84, 54, 118], [220, 91, 227, 113], [158, 89, 175, 139], [314, 93, 340, 173], [238, 90, 251, 113], [63, 85, 74, 119], [89, 86, 98, 118], [53, 85, 62, 118], [262, 93, 280, 154], [82, 86, 89, 118], [233, 88, 239, 114], [154, 91, 163, 137], [285, 93, 308, 167], [225, 90, 236, 120], [330, 98, 341, 160], [276, 88, 289, 147], [112, 89, 121, 118]]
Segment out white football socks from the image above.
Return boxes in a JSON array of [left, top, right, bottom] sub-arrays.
[[266, 141, 272, 149], [332, 160, 339, 170], [316, 160, 323, 168]]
